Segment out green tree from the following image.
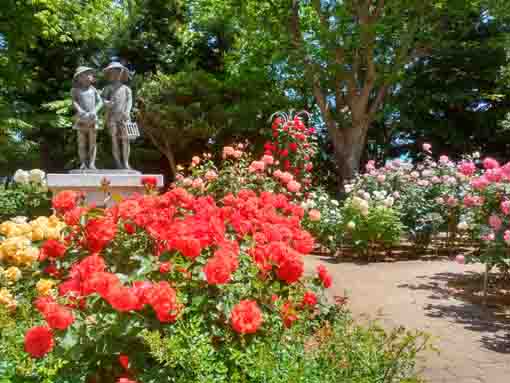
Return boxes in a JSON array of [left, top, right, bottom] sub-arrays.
[[196, 0, 507, 186]]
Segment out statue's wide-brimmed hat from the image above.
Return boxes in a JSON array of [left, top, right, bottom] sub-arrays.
[[103, 62, 130, 81], [73, 66, 95, 79]]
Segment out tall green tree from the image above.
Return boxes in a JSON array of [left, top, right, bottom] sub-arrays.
[[197, 0, 507, 186]]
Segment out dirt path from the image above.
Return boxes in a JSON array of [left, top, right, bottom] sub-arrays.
[[305, 257, 510, 383]]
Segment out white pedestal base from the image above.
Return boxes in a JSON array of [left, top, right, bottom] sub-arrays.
[[47, 172, 164, 207]]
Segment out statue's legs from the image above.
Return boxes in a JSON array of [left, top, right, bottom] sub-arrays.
[[119, 122, 131, 169], [78, 129, 88, 169], [88, 128, 97, 169], [110, 121, 122, 169]]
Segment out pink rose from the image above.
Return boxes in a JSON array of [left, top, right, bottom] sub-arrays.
[[191, 156, 200, 166], [483, 157, 500, 170], [248, 161, 265, 173], [222, 146, 235, 159], [376, 174, 386, 183], [471, 176, 490, 190], [308, 209, 321, 222], [458, 161, 476, 176], [280, 172, 294, 185], [233, 150, 243, 159], [439, 155, 450, 164], [455, 255, 465, 264], [504, 230, 510, 245], [501, 200, 510, 215], [192, 178, 204, 189], [205, 170, 218, 181], [365, 160, 376, 171], [422, 143, 432, 153], [287, 180, 301, 193], [262, 155, 274, 165], [489, 215, 502, 230]]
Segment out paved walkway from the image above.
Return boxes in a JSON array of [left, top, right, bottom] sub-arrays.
[[305, 257, 510, 383]]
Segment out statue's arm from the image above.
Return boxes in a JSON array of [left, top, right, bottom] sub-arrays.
[[125, 87, 133, 116], [94, 88, 103, 113], [71, 88, 85, 115]]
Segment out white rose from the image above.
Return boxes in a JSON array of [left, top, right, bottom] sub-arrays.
[[331, 200, 339, 207], [457, 222, 469, 231], [384, 197, 394, 208], [473, 151, 480, 159], [13, 169, 29, 184], [29, 169, 46, 184], [347, 221, 356, 230], [10, 216, 28, 224]]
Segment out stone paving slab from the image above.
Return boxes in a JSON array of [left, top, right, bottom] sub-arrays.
[[304, 257, 510, 383]]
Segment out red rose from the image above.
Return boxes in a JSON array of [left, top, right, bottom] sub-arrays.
[[43, 264, 61, 278], [230, 300, 263, 334], [203, 255, 233, 285], [146, 282, 180, 322], [130, 281, 153, 310], [302, 291, 317, 307], [44, 304, 75, 330], [85, 218, 117, 254], [119, 354, 130, 370], [305, 163, 313, 171], [316, 264, 332, 288], [289, 142, 298, 152], [106, 285, 139, 312], [40, 239, 67, 261], [141, 176, 158, 188], [280, 149, 289, 157], [34, 296, 55, 314], [24, 326, 54, 358], [63, 206, 88, 226], [276, 256, 304, 284], [173, 237, 202, 259], [52, 190, 80, 213], [280, 301, 298, 328], [82, 272, 120, 297], [72, 254, 106, 280], [159, 261, 172, 273], [124, 222, 136, 234]]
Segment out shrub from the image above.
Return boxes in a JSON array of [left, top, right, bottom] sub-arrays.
[[0, 170, 51, 221], [301, 188, 343, 253], [341, 195, 403, 258]]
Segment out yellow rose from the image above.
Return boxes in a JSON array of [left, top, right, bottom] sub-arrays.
[[16, 247, 39, 267], [46, 227, 63, 240], [48, 215, 61, 226], [4, 266, 22, 282], [19, 223, 32, 235], [36, 279, 56, 296], [0, 221, 14, 236], [31, 216, 49, 227], [31, 227, 46, 241], [0, 288, 17, 311]]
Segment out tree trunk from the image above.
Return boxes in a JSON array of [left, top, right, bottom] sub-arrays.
[[164, 149, 177, 180], [336, 120, 371, 186]]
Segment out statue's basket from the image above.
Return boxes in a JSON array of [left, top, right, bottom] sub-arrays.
[[126, 121, 140, 140]]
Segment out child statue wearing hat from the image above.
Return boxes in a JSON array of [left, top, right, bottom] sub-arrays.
[[71, 66, 103, 170], [102, 62, 133, 170]]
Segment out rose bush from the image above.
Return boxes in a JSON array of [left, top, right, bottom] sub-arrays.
[[3, 187, 336, 382]]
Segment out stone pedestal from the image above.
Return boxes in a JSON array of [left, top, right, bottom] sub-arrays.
[[47, 171, 164, 206]]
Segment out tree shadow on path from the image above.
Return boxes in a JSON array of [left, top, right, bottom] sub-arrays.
[[398, 271, 510, 354]]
